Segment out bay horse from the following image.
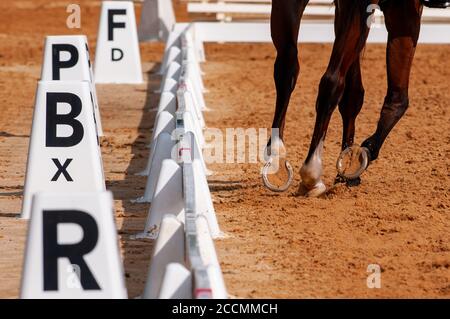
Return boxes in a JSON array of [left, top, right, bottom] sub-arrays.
[[264, 0, 428, 196]]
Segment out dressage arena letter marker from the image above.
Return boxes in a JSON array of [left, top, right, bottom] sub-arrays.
[[94, 1, 143, 83], [45, 92, 84, 147], [52, 44, 79, 80], [108, 9, 126, 41], [51, 158, 73, 182], [41, 35, 103, 136], [20, 192, 127, 298], [43, 210, 100, 291], [111, 48, 124, 61], [21, 81, 105, 219]]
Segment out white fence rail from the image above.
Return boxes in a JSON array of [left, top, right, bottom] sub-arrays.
[[185, 0, 450, 22], [141, 0, 450, 44], [166, 21, 450, 44], [139, 24, 227, 299]]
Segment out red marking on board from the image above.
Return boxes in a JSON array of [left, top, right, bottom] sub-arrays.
[[195, 288, 213, 299], [178, 147, 191, 156]]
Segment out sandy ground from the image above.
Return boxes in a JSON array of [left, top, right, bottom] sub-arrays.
[[0, 0, 449, 298], [205, 42, 450, 298]]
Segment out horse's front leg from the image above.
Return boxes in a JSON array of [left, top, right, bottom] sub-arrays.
[[361, 0, 422, 162], [300, 2, 371, 197], [263, 0, 308, 192]]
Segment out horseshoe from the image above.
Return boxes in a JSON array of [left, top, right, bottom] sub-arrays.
[[262, 156, 294, 193], [336, 145, 370, 180]]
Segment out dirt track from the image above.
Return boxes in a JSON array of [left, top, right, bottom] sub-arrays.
[[0, 1, 449, 298]]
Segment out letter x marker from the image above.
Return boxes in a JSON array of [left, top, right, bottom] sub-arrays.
[[51, 158, 73, 182]]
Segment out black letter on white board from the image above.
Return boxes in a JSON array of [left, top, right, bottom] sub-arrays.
[[43, 210, 100, 291], [108, 9, 126, 41], [52, 44, 79, 80], [51, 158, 73, 182], [46, 92, 84, 147], [111, 48, 124, 61]]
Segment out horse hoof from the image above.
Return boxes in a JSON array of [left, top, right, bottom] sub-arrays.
[[300, 181, 327, 198], [262, 137, 294, 192], [336, 145, 369, 180]]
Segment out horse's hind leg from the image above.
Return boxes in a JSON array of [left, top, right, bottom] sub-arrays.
[[300, 3, 370, 197], [362, 0, 422, 162], [268, 0, 308, 145], [335, 57, 365, 187]]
